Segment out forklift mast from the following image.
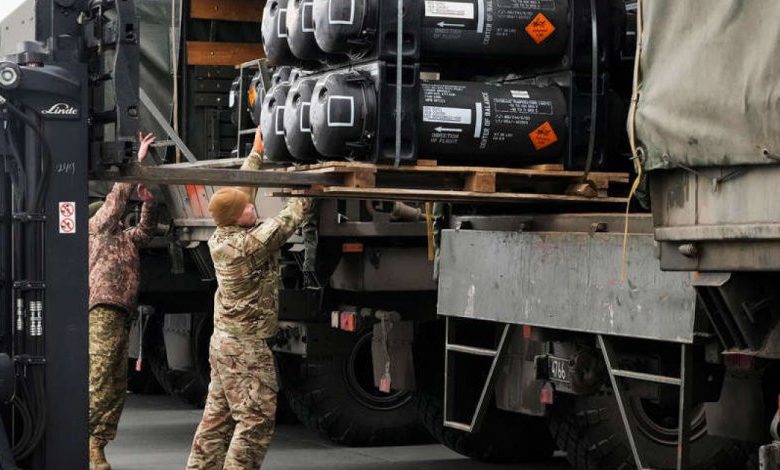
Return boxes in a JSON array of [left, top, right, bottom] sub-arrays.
[[0, 0, 139, 467]]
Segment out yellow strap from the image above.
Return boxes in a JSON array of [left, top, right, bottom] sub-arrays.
[[621, 0, 645, 283]]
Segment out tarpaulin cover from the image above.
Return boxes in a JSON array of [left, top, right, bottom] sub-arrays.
[[635, 0, 780, 170]]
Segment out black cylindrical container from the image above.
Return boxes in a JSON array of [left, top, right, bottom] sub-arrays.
[[421, 0, 569, 58], [310, 71, 377, 158], [287, 0, 323, 60], [262, 0, 295, 65], [418, 80, 567, 163], [271, 66, 294, 86], [260, 82, 293, 161], [313, 0, 377, 55], [284, 76, 320, 160]]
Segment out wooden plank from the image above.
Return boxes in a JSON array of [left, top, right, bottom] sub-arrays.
[[191, 0, 264, 22], [187, 41, 264, 66], [464, 172, 497, 193], [281, 187, 629, 205], [288, 161, 629, 183], [343, 170, 376, 188]]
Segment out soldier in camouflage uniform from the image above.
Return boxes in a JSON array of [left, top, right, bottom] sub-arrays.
[[88, 133, 157, 470], [187, 129, 312, 469]]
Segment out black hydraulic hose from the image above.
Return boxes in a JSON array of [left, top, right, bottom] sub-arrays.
[[13, 371, 46, 462], [0, 99, 52, 213], [3, 126, 26, 213], [0, 99, 50, 462], [11, 396, 33, 457]]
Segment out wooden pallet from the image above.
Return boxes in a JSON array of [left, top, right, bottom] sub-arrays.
[[275, 162, 631, 204]]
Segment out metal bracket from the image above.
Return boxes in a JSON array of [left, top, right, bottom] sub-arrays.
[[12, 281, 45, 291], [12, 212, 45, 222], [139, 88, 197, 163], [598, 335, 693, 470]]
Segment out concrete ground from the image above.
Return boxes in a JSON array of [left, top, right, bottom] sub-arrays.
[[108, 394, 571, 470]]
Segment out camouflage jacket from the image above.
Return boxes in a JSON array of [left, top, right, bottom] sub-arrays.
[[209, 152, 312, 338], [89, 183, 157, 313]]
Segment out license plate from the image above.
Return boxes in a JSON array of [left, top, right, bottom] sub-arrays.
[[547, 356, 571, 384]]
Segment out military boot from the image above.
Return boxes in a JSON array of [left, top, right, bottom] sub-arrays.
[[89, 437, 111, 470]]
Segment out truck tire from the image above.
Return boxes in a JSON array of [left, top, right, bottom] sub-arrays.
[[127, 358, 163, 394], [284, 329, 430, 446], [415, 389, 555, 463], [145, 314, 209, 408], [548, 393, 754, 470]]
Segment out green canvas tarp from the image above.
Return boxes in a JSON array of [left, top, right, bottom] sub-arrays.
[[634, 0, 780, 171]]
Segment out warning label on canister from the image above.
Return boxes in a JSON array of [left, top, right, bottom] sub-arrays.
[[424, 0, 475, 19], [423, 106, 473, 125], [525, 12, 556, 44], [528, 121, 558, 150]]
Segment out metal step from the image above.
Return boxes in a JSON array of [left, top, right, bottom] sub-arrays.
[[445, 344, 498, 357], [610, 369, 682, 386], [443, 420, 472, 432]]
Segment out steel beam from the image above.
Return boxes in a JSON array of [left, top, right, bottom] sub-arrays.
[[96, 163, 344, 188]]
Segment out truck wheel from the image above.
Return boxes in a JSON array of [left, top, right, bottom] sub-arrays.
[[145, 314, 209, 408], [415, 389, 555, 463], [549, 393, 753, 470], [284, 329, 430, 446], [127, 358, 163, 394]]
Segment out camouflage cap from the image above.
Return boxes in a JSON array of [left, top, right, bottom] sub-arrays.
[[208, 188, 250, 226]]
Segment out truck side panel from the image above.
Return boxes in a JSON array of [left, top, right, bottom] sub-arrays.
[[437, 229, 696, 343]]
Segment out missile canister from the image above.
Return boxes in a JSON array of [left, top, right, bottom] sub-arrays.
[[313, 0, 377, 54], [260, 81, 293, 161], [287, 0, 323, 60], [310, 71, 377, 158], [262, 0, 295, 65], [421, 0, 569, 58], [284, 76, 320, 160], [418, 80, 567, 163], [313, 0, 569, 59]]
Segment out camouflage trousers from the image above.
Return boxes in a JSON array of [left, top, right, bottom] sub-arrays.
[[187, 328, 278, 470], [89, 304, 130, 442]]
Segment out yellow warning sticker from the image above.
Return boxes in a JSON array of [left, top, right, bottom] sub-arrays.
[[525, 12, 556, 44], [529, 121, 559, 151]]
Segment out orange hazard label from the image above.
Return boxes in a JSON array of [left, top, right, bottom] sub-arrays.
[[525, 12, 556, 44], [529, 121, 559, 151]]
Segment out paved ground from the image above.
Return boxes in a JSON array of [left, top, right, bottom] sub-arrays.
[[108, 394, 571, 470]]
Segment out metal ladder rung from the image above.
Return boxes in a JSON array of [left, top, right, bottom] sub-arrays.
[[446, 344, 498, 357], [443, 420, 472, 432], [610, 369, 682, 386]]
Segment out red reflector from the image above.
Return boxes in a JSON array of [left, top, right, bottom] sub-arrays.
[[540, 384, 554, 405], [340, 312, 357, 332], [522, 325, 533, 339], [342, 243, 364, 253]]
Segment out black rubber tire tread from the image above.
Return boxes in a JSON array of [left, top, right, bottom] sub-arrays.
[[126, 358, 164, 395], [415, 389, 556, 463], [284, 354, 431, 447], [145, 315, 209, 408], [548, 393, 755, 470]]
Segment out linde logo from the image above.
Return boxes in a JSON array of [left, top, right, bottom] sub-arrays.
[[40, 103, 79, 117]]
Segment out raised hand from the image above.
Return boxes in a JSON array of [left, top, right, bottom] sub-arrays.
[[137, 184, 155, 203], [138, 132, 156, 163]]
